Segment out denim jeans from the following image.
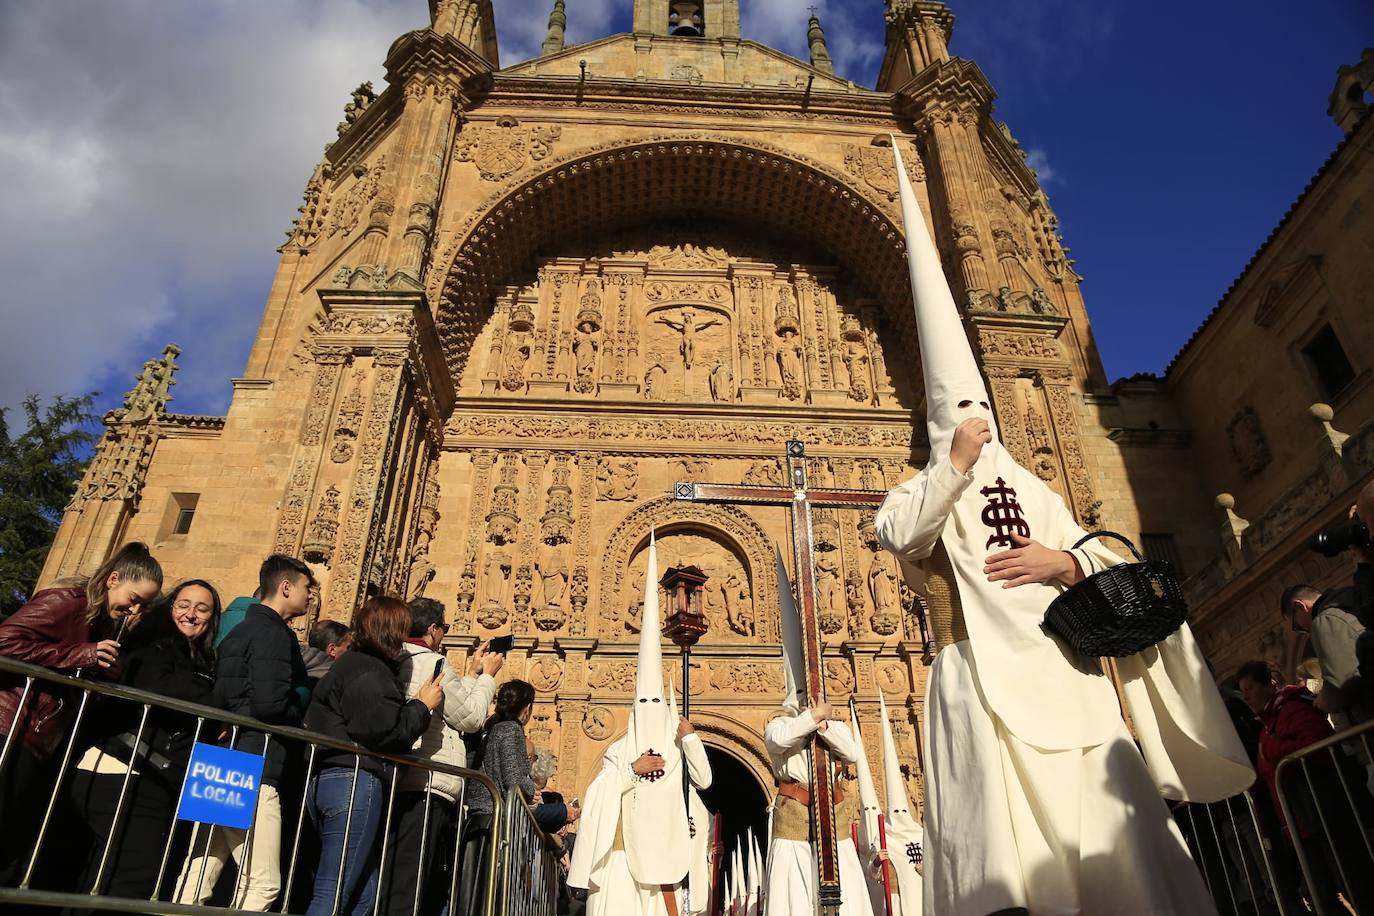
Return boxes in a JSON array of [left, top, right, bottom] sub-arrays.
[[307, 766, 385, 916]]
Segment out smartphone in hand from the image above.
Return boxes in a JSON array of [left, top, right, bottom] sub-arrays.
[[488, 634, 514, 655], [432, 658, 446, 680]]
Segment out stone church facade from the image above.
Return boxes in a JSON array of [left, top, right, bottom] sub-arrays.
[[36, 0, 1374, 813]]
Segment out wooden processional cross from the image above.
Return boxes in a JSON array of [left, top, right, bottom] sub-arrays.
[[673, 440, 887, 916]]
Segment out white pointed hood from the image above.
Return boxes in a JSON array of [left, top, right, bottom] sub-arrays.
[[732, 844, 745, 911], [878, 693, 919, 835], [749, 830, 763, 903], [891, 139, 998, 466], [621, 529, 694, 885], [775, 547, 807, 714], [850, 701, 884, 854], [628, 531, 673, 753]]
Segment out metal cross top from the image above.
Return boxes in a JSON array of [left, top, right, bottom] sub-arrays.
[[673, 440, 887, 915]]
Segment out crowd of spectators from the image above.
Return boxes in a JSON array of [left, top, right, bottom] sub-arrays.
[[0, 548, 576, 916]]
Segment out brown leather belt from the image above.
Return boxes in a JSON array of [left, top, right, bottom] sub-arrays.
[[776, 779, 845, 807], [661, 885, 679, 916]]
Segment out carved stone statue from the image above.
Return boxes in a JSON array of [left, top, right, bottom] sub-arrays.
[[482, 552, 512, 607], [656, 308, 721, 370], [816, 551, 842, 613], [844, 339, 871, 402], [503, 329, 532, 391], [573, 321, 600, 381], [723, 572, 752, 636], [537, 540, 570, 607], [708, 359, 733, 402], [643, 355, 667, 400], [777, 330, 805, 400], [869, 558, 900, 615], [406, 528, 437, 600]]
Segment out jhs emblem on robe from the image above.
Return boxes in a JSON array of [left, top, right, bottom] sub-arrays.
[[641, 748, 666, 782], [906, 841, 923, 867], [980, 477, 1031, 549]]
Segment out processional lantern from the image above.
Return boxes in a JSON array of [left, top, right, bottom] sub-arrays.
[[661, 564, 709, 710]]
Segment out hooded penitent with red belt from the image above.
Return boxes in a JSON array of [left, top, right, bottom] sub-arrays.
[[875, 140, 1253, 915], [567, 533, 713, 916]]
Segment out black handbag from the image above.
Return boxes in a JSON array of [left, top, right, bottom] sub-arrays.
[[1042, 531, 1189, 658]]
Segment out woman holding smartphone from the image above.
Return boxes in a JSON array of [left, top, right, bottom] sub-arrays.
[[382, 598, 502, 916]]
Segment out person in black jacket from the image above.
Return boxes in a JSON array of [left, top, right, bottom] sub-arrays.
[[302, 596, 442, 916], [458, 679, 537, 916], [67, 579, 222, 906], [174, 555, 314, 910]]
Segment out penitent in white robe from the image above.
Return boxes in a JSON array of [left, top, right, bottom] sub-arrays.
[[569, 731, 712, 916], [763, 712, 876, 916], [877, 454, 1255, 916]]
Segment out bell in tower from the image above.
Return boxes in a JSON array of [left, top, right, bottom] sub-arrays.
[[669, 1, 705, 36]]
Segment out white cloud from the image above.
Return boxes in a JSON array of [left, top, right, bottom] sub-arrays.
[[739, 0, 885, 85], [1024, 148, 1058, 185], [0, 0, 628, 420]]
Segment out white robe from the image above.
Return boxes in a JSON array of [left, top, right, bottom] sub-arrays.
[[876, 453, 1255, 916], [878, 818, 922, 916], [763, 712, 876, 916], [569, 732, 712, 916]]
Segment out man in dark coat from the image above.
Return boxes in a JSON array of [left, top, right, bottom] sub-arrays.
[[173, 555, 314, 910]]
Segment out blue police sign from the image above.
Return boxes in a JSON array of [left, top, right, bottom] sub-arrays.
[[176, 742, 265, 830]]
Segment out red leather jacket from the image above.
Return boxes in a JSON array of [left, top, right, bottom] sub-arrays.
[[0, 587, 112, 757]]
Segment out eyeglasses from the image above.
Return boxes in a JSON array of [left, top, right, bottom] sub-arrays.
[[432, 622, 450, 634]]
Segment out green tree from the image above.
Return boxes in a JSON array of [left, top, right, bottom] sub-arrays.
[[0, 394, 98, 615]]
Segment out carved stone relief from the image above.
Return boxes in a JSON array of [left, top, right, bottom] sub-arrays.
[[453, 121, 563, 182], [1227, 407, 1272, 480]]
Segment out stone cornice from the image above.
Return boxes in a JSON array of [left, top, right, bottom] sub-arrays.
[[479, 72, 898, 124], [893, 57, 997, 122], [384, 28, 494, 98]]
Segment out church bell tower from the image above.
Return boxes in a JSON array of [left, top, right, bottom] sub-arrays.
[[632, 0, 740, 40]]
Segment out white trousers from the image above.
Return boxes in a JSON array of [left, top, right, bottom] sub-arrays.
[[174, 784, 282, 910], [923, 642, 1216, 916]]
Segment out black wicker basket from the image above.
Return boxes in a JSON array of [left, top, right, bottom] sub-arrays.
[[1042, 531, 1188, 658]]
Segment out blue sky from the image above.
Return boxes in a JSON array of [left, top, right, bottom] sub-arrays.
[[1, 0, 1368, 420]]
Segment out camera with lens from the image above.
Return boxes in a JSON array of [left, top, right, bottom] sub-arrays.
[[1308, 520, 1371, 558]]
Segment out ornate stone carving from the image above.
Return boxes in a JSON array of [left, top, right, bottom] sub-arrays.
[[979, 332, 1062, 361], [330, 368, 366, 463], [453, 121, 563, 181], [589, 661, 637, 692], [645, 243, 729, 269], [709, 663, 783, 694], [842, 141, 925, 201], [486, 452, 521, 544], [582, 706, 614, 739], [302, 485, 341, 565], [878, 663, 907, 695], [596, 457, 639, 501], [825, 658, 855, 696], [817, 550, 845, 635], [446, 413, 916, 451], [1226, 407, 1272, 480], [529, 655, 563, 691], [454, 550, 478, 620], [406, 473, 440, 599], [335, 81, 376, 137], [325, 157, 386, 238]]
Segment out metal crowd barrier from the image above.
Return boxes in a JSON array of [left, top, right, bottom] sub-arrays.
[[497, 790, 561, 916], [1274, 716, 1374, 916], [0, 654, 557, 916], [1174, 792, 1293, 916]]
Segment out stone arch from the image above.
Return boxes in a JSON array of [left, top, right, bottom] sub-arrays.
[[598, 494, 779, 640], [428, 134, 916, 388]]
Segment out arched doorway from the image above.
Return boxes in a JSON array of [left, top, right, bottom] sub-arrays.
[[698, 744, 769, 891]]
